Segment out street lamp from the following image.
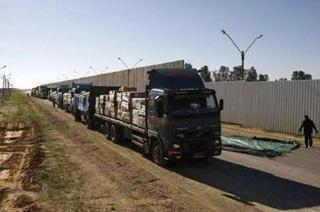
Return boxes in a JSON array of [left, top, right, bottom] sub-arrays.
[[132, 59, 143, 68], [221, 29, 263, 80], [89, 66, 98, 74], [117, 57, 129, 69], [101, 66, 109, 74], [117, 58, 143, 86]]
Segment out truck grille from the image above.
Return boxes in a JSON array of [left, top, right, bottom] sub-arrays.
[[176, 129, 216, 141]]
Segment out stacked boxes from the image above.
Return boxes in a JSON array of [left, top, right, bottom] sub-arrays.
[[132, 98, 146, 128], [116, 90, 145, 125], [97, 87, 146, 128], [105, 91, 117, 118], [99, 95, 104, 115], [95, 97, 100, 113], [96, 95, 108, 115], [117, 92, 132, 123]]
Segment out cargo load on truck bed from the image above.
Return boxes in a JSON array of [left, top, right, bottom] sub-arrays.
[[95, 87, 145, 128]]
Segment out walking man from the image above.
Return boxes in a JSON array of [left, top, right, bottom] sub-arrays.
[[299, 115, 318, 148]]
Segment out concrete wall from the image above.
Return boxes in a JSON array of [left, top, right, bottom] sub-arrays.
[[47, 60, 184, 91], [206, 80, 320, 137]]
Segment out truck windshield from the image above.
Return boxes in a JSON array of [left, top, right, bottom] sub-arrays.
[[168, 93, 218, 113]]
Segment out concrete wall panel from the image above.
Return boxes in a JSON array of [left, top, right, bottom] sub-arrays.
[[206, 80, 320, 137]]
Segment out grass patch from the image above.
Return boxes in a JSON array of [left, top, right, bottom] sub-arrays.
[[35, 135, 85, 211], [1, 92, 85, 210], [0, 92, 42, 125], [30, 99, 85, 211], [9, 92, 42, 124]]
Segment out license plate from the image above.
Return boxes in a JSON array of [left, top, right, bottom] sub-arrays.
[[194, 152, 206, 159]]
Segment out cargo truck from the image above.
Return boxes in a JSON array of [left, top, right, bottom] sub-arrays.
[[53, 85, 71, 108], [73, 85, 119, 123], [38, 85, 49, 99], [88, 69, 223, 165]]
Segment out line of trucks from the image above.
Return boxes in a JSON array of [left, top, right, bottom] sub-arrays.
[[31, 68, 224, 166]]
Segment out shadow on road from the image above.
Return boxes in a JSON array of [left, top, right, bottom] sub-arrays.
[[103, 134, 320, 210], [168, 158, 320, 210]]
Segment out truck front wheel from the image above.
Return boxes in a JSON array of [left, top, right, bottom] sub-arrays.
[[110, 124, 122, 143], [74, 110, 81, 122], [151, 140, 167, 166]]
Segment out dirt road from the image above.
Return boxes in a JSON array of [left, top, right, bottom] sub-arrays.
[[32, 98, 320, 211]]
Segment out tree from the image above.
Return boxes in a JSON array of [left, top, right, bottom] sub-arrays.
[[304, 74, 312, 80], [199, 65, 212, 82], [212, 66, 231, 82], [298, 71, 305, 80], [231, 66, 244, 81], [291, 70, 312, 80], [244, 67, 258, 82], [292, 71, 299, 80], [258, 74, 269, 81]]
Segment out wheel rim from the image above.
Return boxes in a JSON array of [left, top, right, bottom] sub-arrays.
[[105, 124, 109, 138], [110, 126, 116, 141], [153, 145, 160, 164]]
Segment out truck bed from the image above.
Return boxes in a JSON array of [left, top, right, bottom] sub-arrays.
[[94, 113, 145, 134]]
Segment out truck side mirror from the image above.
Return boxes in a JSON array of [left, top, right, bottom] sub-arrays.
[[219, 99, 224, 111], [157, 100, 164, 117]]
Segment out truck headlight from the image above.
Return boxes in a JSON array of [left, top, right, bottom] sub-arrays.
[[173, 144, 180, 149]]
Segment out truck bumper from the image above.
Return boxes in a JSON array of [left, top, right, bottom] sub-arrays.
[[166, 139, 222, 161]]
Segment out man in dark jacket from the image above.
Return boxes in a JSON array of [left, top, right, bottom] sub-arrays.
[[299, 115, 318, 148]]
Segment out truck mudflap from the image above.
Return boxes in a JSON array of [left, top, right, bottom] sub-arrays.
[[166, 140, 221, 160]]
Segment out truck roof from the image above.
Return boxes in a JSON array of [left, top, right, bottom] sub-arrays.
[[148, 69, 205, 90]]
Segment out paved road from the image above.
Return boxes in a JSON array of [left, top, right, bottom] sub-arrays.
[[36, 98, 320, 211], [171, 148, 320, 211]]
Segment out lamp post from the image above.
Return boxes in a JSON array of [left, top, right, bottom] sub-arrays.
[[1, 66, 7, 101], [1, 74, 6, 101], [221, 29, 263, 80], [117, 58, 143, 87], [101, 66, 109, 74], [89, 66, 97, 74]]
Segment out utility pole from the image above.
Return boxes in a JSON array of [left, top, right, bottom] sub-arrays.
[[221, 29, 263, 80], [0, 66, 7, 101], [2, 74, 5, 102]]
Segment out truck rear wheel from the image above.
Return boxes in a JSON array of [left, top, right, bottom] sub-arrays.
[[87, 116, 95, 129], [74, 110, 81, 122], [104, 122, 110, 139], [110, 124, 122, 143], [151, 140, 167, 166]]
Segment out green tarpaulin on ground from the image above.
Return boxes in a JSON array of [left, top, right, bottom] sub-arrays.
[[221, 136, 300, 157]]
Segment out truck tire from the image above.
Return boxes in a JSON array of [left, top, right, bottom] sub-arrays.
[[151, 140, 167, 166], [74, 111, 81, 122], [87, 116, 95, 129], [110, 124, 122, 143], [104, 122, 110, 139]]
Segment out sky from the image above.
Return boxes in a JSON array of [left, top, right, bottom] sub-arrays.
[[0, 0, 320, 88]]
